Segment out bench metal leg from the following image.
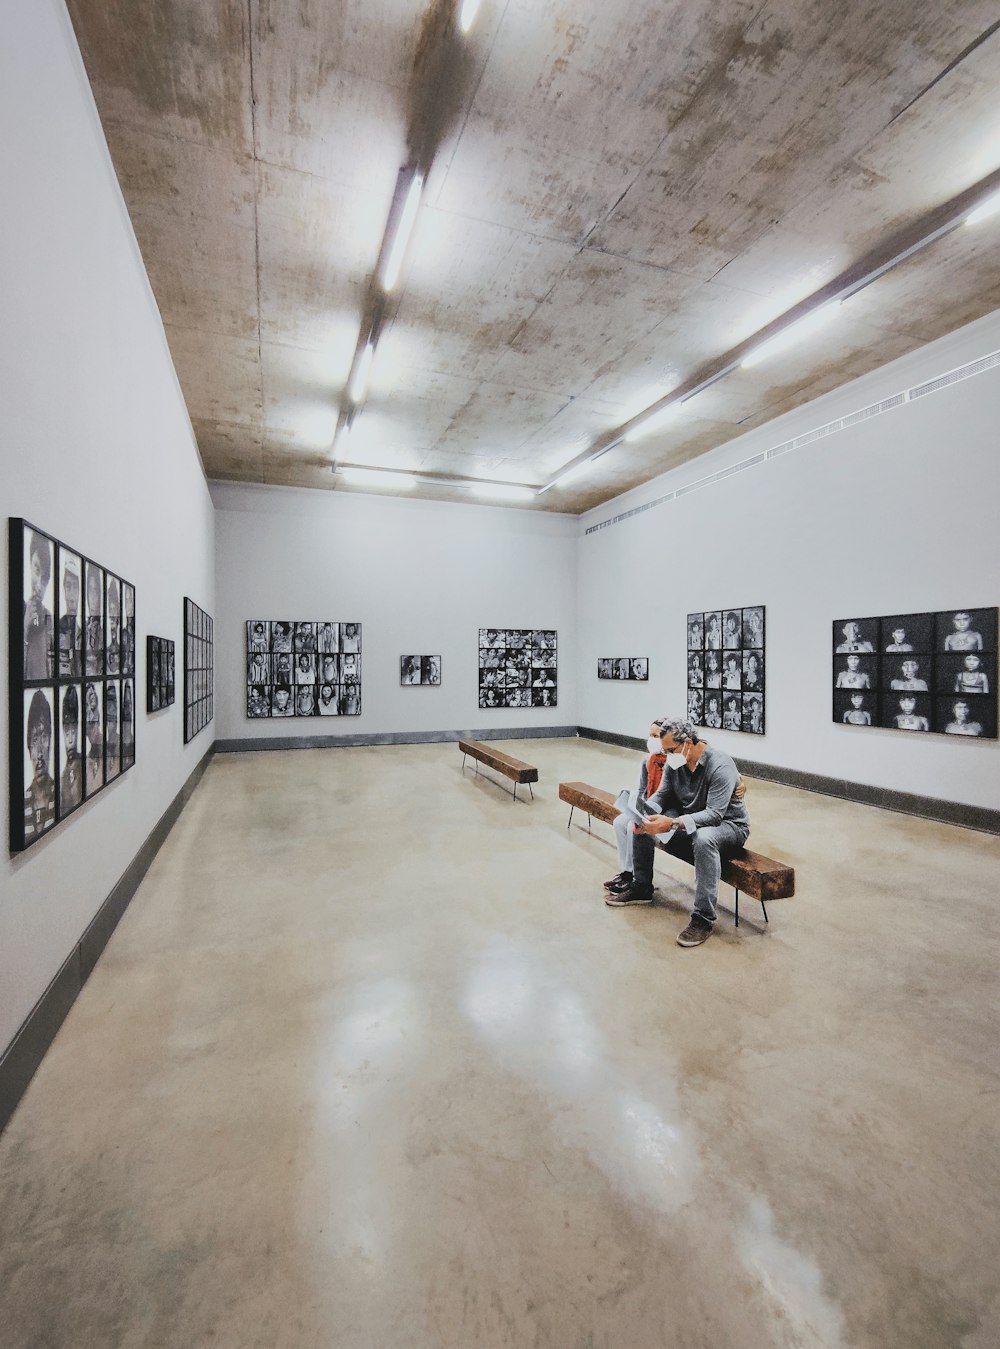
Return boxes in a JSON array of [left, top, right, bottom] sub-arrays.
[[512, 781, 517, 802], [760, 899, 769, 924], [528, 783, 533, 800], [735, 889, 739, 928], [566, 805, 574, 829], [587, 812, 592, 833]]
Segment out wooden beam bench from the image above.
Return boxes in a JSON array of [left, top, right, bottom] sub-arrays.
[[558, 780, 795, 927], [461, 739, 538, 802]]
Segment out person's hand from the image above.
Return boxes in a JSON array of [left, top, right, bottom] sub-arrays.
[[735, 775, 747, 800], [635, 814, 675, 835]]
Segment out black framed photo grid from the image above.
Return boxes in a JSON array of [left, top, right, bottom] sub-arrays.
[[184, 598, 214, 744], [147, 635, 176, 713], [686, 606, 765, 735], [401, 655, 441, 686], [833, 609, 997, 738], [8, 518, 135, 853], [246, 620, 362, 718], [478, 629, 557, 709], [598, 658, 648, 681]]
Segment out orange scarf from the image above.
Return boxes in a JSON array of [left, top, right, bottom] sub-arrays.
[[646, 753, 666, 798]]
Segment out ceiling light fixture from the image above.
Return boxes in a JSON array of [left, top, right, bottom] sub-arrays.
[[471, 482, 536, 501], [965, 189, 1000, 226], [338, 467, 417, 490], [381, 173, 424, 292], [458, 0, 482, 33], [624, 400, 683, 443], [348, 342, 375, 404], [739, 303, 841, 369]]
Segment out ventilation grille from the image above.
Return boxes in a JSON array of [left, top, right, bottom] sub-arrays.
[[584, 348, 1000, 536]]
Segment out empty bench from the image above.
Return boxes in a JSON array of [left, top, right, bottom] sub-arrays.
[[461, 740, 538, 802], [559, 780, 795, 927]]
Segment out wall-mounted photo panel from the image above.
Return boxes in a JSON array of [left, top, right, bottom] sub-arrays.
[[479, 629, 557, 709], [121, 679, 136, 771], [686, 608, 766, 735], [122, 582, 135, 676], [184, 598, 214, 743], [9, 519, 134, 852], [104, 681, 120, 782], [599, 657, 648, 681], [83, 679, 104, 799], [57, 547, 83, 678], [147, 635, 176, 712], [834, 608, 997, 737], [401, 655, 441, 685], [245, 620, 362, 717]]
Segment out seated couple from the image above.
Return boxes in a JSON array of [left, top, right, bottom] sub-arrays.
[[605, 717, 749, 947]]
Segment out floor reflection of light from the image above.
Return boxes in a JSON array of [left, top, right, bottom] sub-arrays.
[[462, 949, 535, 1039], [737, 1197, 847, 1348]]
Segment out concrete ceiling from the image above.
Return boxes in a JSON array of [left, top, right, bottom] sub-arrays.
[[66, 1, 1000, 513]]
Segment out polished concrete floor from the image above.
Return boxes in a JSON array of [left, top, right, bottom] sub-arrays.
[[1, 737, 998, 1349]]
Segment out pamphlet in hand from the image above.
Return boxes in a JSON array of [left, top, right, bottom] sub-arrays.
[[614, 789, 658, 828]]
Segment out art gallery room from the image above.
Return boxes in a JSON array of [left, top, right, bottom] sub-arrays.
[[3, 0, 1000, 1345]]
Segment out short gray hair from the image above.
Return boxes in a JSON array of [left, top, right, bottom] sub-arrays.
[[656, 717, 700, 745]]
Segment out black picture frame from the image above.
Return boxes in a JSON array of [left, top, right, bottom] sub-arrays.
[[9, 518, 135, 853], [401, 655, 441, 686], [183, 598, 214, 743], [833, 608, 998, 737], [246, 619, 362, 717], [147, 635, 176, 713], [686, 607, 766, 735], [598, 657, 648, 681], [478, 628, 557, 709]]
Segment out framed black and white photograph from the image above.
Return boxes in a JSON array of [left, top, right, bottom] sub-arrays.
[[121, 679, 136, 771], [833, 608, 998, 737], [245, 618, 362, 718], [598, 657, 648, 681], [184, 597, 214, 743], [147, 635, 176, 713], [479, 629, 557, 709], [686, 607, 766, 735], [9, 518, 135, 853], [401, 655, 441, 686]]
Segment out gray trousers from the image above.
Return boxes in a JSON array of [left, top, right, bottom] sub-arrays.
[[631, 820, 749, 924], [612, 793, 637, 870]]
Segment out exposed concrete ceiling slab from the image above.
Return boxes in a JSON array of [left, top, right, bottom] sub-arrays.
[[66, 0, 1000, 510]]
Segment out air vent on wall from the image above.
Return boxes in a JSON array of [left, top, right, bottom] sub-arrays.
[[585, 347, 1000, 536]]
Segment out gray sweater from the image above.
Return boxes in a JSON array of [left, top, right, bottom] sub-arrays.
[[647, 745, 749, 833]]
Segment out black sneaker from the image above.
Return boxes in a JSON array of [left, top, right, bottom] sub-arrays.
[[605, 885, 654, 907], [603, 871, 633, 892], [676, 915, 713, 946]]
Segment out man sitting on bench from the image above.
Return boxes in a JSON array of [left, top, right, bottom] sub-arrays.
[[606, 716, 750, 948]]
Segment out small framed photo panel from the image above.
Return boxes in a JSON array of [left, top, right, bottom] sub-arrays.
[[687, 613, 704, 650], [294, 685, 317, 716], [880, 613, 933, 653], [248, 684, 270, 718], [704, 649, 722, 688], [293, 621, 316, 653], [318, 652, 341, 685], [316, 622, 339, 654], [938, 651, 994, 696], [57, 546, 83, 678], [340, 623, 361, 653], [885, 655, 932, 692], [833, 617, 878, 654], [401, 655, 422, 685], [722, 695, 742, 731], [22, 686, 57, 845], [121, 583, 135, 676], [936, 607, 998, 654], [703, 612, 722, 649], [480, 687, 502, 708], [629, 658, 648, 681], [881, 692, 932, 732], [422, 655, 441, 684], [121, 680, 136, 770], [83, 679, 104, 798], [721, 651, 743, 691], [293, 653, 316, 684], [938, 695, 996, 739], [247, 620, 270, 652], [722, 610, 742, 649], [742, 607, 765, 649], [22, 525, 56, 681], [702, 693, 723, 729], [272, 651, 293, 687], [271, 622, 292, 652], [84, 559, 105, 676], [742, 650, 764, 692], [833, 653, 877, 691], [532, 687, 556, 707], [247, 650, 270, 685], [105, 573, 122, 676], [57, 683, 84, 820], [598, 658, 612, 679], [339, 684, 361, 715], [317, 684, 340, 716], [687, 687, 704, 723], [687, 651, 704, 688], [742, 692, 764, 735], [342, 653, 361, 683], [835, 689, 875, 727], [104, 681, 121, 782]]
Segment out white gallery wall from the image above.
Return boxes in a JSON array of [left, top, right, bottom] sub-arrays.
[[212, 484, 578, 742], [577, 309, 1000, 812], [0, 0, 215, 1056]]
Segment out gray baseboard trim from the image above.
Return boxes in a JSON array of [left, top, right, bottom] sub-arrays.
[[215, 725, 579, 753], [576, 727, 1000, 835], [0, 744, 216, 1137]]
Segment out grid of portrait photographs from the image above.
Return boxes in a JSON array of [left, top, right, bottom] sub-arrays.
[[184, 598, 214, 744], [400, 655, 441, 686], [8, 518, 135, 853], [246, 620, 362, 718], [147, 636, 176, 713], [686, 606, 766, 735], [598, 658, 648, 681], [832, 608, 997, 738], [478, 628, 557, 709]]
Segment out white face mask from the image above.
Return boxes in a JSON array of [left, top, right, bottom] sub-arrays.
[[646, 738, 662, 755], [666, 751, 687, 771]]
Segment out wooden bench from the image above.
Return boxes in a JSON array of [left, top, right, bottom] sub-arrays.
[[461, 739, 538, 802], [558, 780, 795, 927]]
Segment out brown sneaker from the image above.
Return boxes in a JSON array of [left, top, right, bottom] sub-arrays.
[[605, 885, 654, 907], [603, 871, 633, 892], [676, 915, 713, 946]]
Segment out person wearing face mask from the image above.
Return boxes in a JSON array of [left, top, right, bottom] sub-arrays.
[[607, 716, 750, 948]]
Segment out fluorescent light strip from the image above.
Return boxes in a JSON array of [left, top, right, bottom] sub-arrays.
[[459, 0, 482, 33], [382, 174, 424, 292], [348, 342, 375, 404], [740, 302, 841, 369], [471, 482, 536, 501], [339, 467, 416, 489], [336, 464, 539, 496]]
